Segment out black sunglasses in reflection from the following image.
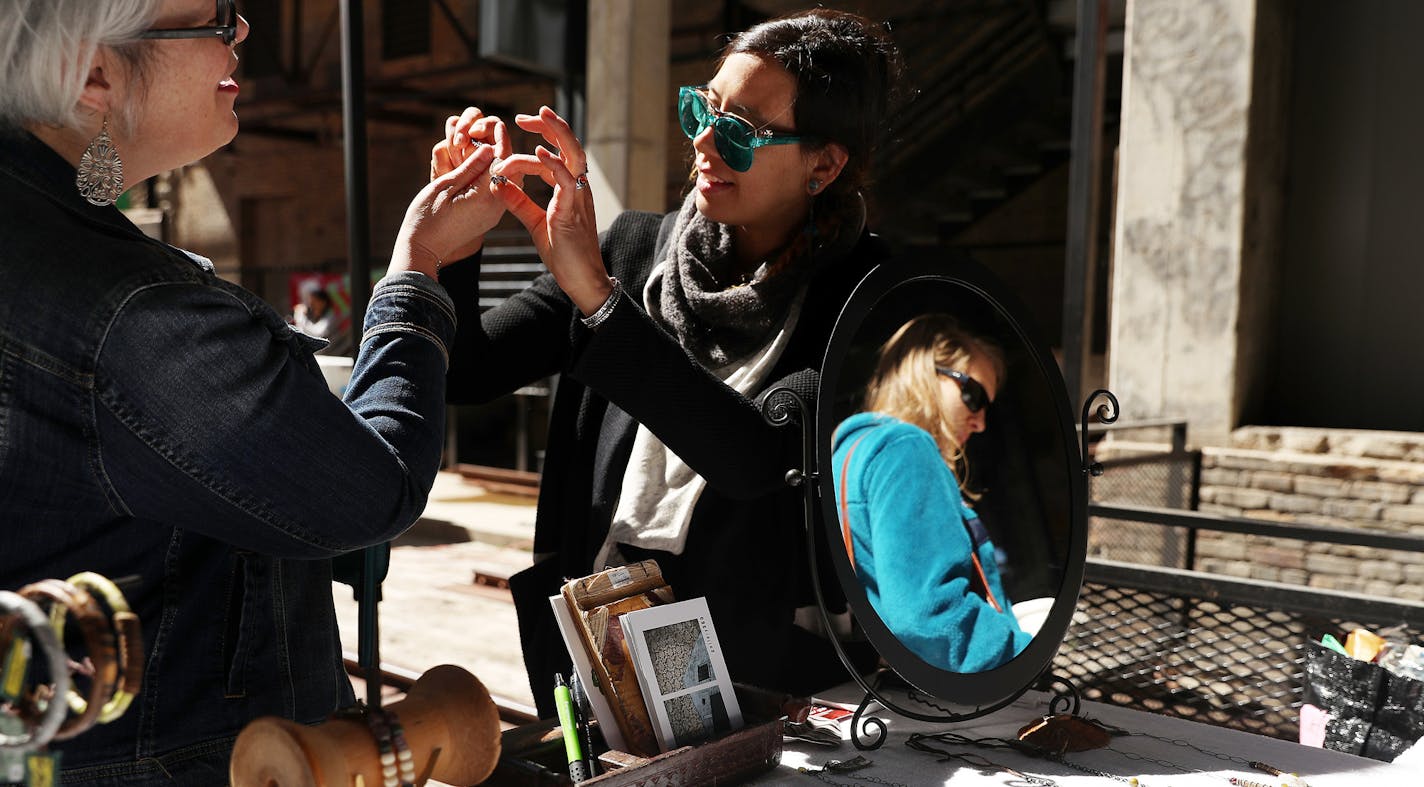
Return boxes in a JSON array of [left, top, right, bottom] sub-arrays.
[[140, 0, 239, 46], [935, 367, 991, 413]]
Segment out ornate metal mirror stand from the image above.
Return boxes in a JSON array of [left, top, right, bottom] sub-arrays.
[[761, 386, 1118, 750]]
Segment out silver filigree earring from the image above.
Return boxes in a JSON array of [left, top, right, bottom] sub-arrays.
[[76, 117, 124, 207]]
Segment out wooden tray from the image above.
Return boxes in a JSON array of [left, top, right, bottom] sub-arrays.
[[485, 686, 793, 786]]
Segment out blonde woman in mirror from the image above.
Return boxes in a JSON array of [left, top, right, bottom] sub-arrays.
[[832, 313, 1032, 673]]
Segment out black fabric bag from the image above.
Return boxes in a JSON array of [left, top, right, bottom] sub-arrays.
[[1302, 639, 1424, 761]]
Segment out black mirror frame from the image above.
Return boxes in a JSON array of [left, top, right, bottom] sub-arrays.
[[814, 253, 1089, 710]]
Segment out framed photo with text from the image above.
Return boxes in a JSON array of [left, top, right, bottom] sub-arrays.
[[619, 597, 744, 751]]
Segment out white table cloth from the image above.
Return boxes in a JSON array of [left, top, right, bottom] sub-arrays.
[[748, 687, 1421, 786]]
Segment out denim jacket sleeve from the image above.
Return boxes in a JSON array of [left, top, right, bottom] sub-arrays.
[[92, 270, 455, 557]]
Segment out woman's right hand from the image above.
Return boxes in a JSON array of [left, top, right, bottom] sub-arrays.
[[490, 106, 612, 317]]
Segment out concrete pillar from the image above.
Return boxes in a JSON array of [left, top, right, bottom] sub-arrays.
[[585, 0, 670, 231], [1107, 0, 1289, 445]]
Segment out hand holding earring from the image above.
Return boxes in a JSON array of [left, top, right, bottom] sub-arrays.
[[491, 106, 610, 318], [423, 108, 513, 264]]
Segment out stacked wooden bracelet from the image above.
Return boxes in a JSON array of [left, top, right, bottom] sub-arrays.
[[0, 573, 143, 752], [51, 573, 144, 725], [0, 591, 70, 752]]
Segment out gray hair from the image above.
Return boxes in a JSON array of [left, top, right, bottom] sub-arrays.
[[0, 0, 161, 133]]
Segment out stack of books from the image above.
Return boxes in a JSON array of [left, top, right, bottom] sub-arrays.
[[550, 561, 744, 758]]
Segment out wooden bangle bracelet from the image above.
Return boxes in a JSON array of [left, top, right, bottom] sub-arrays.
[[18, 578, 118, 741], [0, 590, 72, 752], [0, 612, 15, 665], [63, 572, 144, 724]]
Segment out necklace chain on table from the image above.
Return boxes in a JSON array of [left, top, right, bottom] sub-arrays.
[[904, 734, 1058, 785], [1125, 731, 1250, 765], [1116, 732, 1308, 786], [1049, 752, 1148, 785], [902, 726, 1310, 787], [796, 756, 908, 787]]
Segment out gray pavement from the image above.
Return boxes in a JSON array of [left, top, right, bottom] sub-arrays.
[[330, 471, 539, 711]]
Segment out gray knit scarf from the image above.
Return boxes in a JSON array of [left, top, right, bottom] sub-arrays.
[[646, 190, 865, 368]]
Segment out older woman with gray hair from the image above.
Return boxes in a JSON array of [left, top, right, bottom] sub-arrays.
[[0, 1, 502, 781]]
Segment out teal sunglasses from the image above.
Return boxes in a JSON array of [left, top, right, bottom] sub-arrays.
[[678, 85, 804, 173]]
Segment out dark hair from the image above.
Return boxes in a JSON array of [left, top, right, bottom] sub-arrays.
[[721, 9, 903, 198]]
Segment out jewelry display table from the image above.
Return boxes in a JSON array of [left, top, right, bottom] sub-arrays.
[[749, 687, 1422, 786]]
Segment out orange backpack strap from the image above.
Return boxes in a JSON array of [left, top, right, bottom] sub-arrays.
[[963, 514, 1004, 612], [969, 552, 1004, 613], [838, 436, 867, 570]]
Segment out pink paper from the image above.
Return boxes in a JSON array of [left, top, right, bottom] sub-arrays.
[[1299, 702, 1330, 747]]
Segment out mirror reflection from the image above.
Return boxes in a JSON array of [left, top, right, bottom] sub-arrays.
[[824, 276, 1072, 676]]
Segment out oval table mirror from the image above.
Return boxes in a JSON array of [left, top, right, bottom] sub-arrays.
[[766, 251, 1108, 745]]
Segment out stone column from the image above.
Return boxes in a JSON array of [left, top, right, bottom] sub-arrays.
[[585, 0, 670, 231], [1107, 0, 1289, 445]]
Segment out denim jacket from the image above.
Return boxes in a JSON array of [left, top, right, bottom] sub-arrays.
[[0, 130, 455, 784]]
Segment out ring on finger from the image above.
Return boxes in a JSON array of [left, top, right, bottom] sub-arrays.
[[574, 173, 589, 191]]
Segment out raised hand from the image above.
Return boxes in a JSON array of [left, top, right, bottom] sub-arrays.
[[391, 141, 503, 279], [434, 107, 512, 177], [423, 107, 514, 262], [490, 106, 613, 317]]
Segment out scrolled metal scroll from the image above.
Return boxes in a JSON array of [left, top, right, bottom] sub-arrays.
[[851, 693, 889, 750], [1079, 389, 1119, 477], [1043, 673, 1082, 717]]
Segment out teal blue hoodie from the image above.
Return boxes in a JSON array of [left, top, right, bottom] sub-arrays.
[[832, 412, 1032, 673]]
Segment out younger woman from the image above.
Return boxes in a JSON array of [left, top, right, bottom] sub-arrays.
[[436, 9, 903, 711]]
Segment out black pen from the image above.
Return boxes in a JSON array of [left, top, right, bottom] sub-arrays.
[[569, 672, 599, 777]]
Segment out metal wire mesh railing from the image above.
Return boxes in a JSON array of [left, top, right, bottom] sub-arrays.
[[1050, 420, 1424, 744], [1085, 420, 1200, 568], [1054, 558, 1424, 742]]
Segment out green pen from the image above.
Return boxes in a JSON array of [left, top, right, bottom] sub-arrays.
[[554, 674, 588, 782]]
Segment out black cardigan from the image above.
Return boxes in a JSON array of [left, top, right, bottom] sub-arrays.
[[442, 210, 885, 714]]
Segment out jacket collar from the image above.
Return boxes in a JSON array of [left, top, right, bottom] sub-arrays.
[[0, 126, 147, 239]]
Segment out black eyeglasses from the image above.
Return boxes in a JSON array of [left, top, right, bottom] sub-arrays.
[[140, 0, 239, 46], [935, 367, 991, 413]]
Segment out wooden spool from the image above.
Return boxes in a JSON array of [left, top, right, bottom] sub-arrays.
[[229, 664, 502, 786]]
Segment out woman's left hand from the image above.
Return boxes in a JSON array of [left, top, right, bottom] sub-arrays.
[[492, 106, 613, 317]]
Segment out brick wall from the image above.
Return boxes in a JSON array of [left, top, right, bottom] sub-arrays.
[[1090, 427, 1424, 599], [1192, 427, 1424, 600]]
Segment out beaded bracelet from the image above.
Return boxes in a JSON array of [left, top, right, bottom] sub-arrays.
[[60, 572, 143, 724], [365, 708, 400, 787], [384, 709, 418, 787], [0, 591, 71, 752], [579, 278, 622, 331], [19, 579, 117, 741], [365, 707, 418, 787]]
